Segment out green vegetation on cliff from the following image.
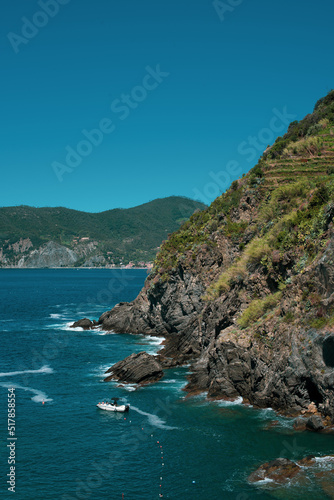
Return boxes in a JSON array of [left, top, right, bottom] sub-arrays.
[[150, 90, 334, 330]]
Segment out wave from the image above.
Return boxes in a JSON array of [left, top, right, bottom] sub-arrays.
[[136, 334, 165, 356], [215, 396, 244, 407], [146, 336, 164, 346], [57, 322, 83, 332], [130, 405, 177, 430], [89, 364, 112, 377], [314, 456, 334, 469], [0, 381, 52, 402], [0, 365, 54, 377], [121, 384, 137, 392], [49, 313, 62, 319], [254, 477, 275, 485]]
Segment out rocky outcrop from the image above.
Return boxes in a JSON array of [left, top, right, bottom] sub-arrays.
[[75, 247, 334, 422], [97, 267, 208, 365], [19, 241, 78, 268], [306, 415, 325, 431], [89, 255, 334, 422], [104, 351, 164, 385], [71, 318, 98, 330], [186, 329, 334, 421], [249, 455, 334, 496], [82, 230, 334, 425], [248, 458, 301, 484], [1, 239, 110, 268], [75, 93, 334, 426]]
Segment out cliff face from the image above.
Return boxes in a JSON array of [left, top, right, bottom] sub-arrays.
[[0, 240, 108, 268], [89, 91, 334, 423]]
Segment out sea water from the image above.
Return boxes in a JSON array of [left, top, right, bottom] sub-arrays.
[[0, 269, 333, 500]]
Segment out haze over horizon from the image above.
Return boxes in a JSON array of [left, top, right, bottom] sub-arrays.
[[1, 0, 334, 212]]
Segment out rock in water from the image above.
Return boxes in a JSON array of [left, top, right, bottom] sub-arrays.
[[297, 455, 316, 467], [71, 318, 96, 330], [306, 415, 325, 431], [248, 458, 301, 484], [104, 351, 164, 385]]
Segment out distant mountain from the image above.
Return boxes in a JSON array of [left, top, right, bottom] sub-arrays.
[[0, 197, 206, 267]]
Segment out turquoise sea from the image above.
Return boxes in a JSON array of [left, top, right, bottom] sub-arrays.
[[0, 269, 333, 499]]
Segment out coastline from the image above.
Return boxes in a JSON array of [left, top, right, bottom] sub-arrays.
[[0, 266, 152, 270]]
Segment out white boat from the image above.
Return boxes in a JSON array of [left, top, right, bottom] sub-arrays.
[[96, 400, 129, 412]]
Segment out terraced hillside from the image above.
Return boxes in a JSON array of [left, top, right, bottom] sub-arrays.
[[263, 130, 334, 190], [88, 90, 334, 426]]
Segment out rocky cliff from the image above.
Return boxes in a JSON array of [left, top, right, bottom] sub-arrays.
[[80, 91, 334, 425]]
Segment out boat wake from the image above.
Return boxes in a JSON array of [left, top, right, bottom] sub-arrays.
[[130, 405, 177, 430], [0, 381, 53, 402], [0, 365, 54, 377]]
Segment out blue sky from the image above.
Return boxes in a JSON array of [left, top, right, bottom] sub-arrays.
[[1, 0, 334, 212]]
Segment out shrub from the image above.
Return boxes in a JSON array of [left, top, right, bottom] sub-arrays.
[[265, 138, 289, 159], [314, 90, 334, 112], [231, 180, 239, 191], [206, 236, 272, 298], [212, 258, 248, 295], [250, 164, 264, 178], [283, 311, 294, 323], [244, 237, 271, 264], [282, 136, 323, 157], [237, 292, 282, 328]]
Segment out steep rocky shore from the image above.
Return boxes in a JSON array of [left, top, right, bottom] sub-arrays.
[[77, 91, 334, 427]]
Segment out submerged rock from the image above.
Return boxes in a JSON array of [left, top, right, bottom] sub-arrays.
[[297, 455, 316, 467], [293, 417, 307, 431], [248, 458, 301, 484], [104, 351, 164, 385]]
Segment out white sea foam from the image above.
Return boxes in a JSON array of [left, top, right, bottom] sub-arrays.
[[257, 408, 277, 419], [216, 396, 243, 407], [136, 335, 165, 356], [314, 455, 334, 468], [147, 336, 164, 346], [315, 455, 334, 461], [97, 330, 114, 335], [98, 364, 112, 374], [0, 382, 52, 402], [254, 477, 275, 485], [50, 313, 62, 319], [60, 322, 83, 331], [0, 365, 54, 377], [122, 384, 137, 392], [130, 405, 177, 430]]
